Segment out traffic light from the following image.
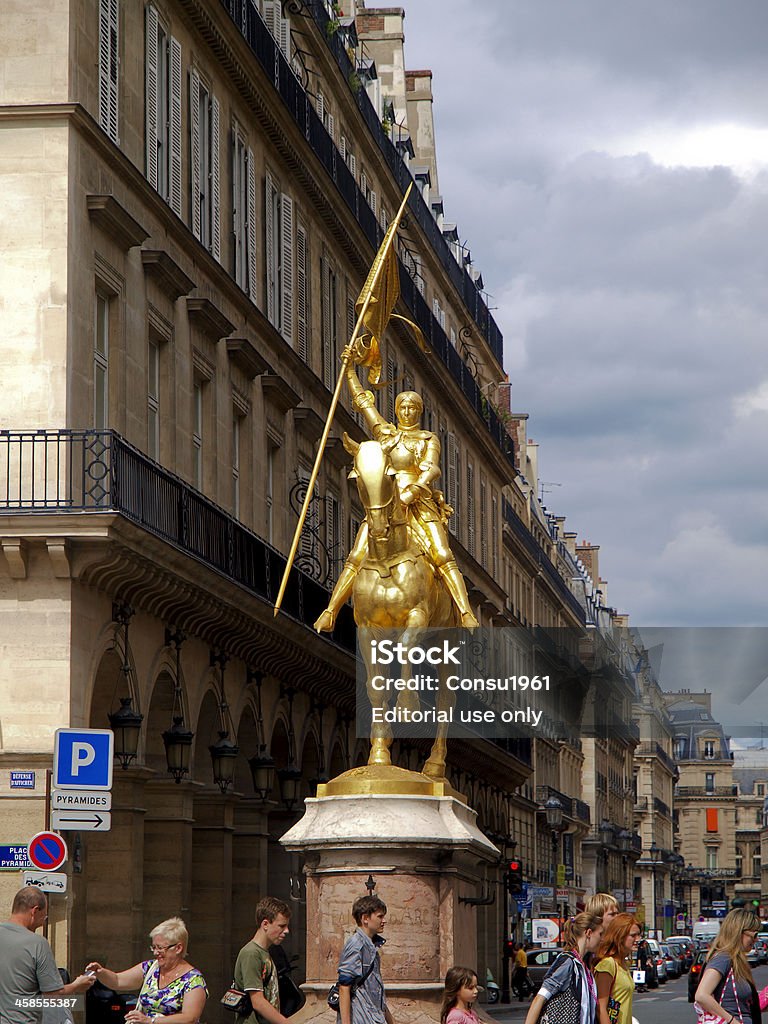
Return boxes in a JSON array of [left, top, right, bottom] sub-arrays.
[[752, 899, 761, 909], [503, 938, 516, 957], [506, 859, 524, 896]]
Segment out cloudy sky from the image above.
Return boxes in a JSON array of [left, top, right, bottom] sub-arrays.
[[402, 1, 768, 629]]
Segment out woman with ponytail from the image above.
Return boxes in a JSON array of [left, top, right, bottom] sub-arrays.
[[523, 912, 604, 1024], [695, 907, 762, 1023]]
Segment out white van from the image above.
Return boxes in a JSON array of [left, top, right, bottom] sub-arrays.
[[692, 919, 722, 944]]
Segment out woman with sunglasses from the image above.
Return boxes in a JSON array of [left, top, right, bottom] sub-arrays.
[[86, 917, 207, 1024], [695, 908, 761, 1024]]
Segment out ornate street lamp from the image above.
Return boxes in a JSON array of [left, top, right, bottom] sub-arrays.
[[163, 628, 193, 783], [209, 651, 239, 794], [108, 602, 143, 768], [277, 764, 303, 812], [109, 697, 143, 769]]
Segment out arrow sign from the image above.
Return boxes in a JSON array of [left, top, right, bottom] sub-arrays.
[[51, 810, 111, 832]]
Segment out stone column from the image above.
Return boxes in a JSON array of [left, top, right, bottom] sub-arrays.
[[142, 780, 196, 935], [281, 790, 498, 1024]]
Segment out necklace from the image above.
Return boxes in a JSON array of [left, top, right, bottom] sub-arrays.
[[159, 963, 186, 987]]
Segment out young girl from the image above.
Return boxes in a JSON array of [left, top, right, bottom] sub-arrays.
[[440, 966, 480, 1024], [594, 914, 642, 1024], [523, 912, 604, 1024]]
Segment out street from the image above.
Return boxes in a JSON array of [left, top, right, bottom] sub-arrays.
[[487, 964, 768, 1024]]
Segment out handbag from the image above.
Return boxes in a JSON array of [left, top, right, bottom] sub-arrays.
[[220, 987, 251, 1016], [540, 953, 580, 1024], [278, 971, 306, 1018], [327, 957, 378, 1011], [605, 958, 622, 1024], [694, 967, 743, 1024]]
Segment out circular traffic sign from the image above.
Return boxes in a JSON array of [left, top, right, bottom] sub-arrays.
[[28, 831, 67, 871]]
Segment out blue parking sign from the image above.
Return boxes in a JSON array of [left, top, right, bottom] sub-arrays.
[[53, 729, 113, 790]]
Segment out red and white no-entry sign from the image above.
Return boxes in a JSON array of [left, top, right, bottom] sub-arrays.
[[27, 831, 68, 872]]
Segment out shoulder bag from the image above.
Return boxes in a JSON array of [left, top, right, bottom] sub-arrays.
[[327, 956, 377, 1012], [540, 954, 580, 1024], [694, 966, 742, 1024], [604, 958, 622, 1024]]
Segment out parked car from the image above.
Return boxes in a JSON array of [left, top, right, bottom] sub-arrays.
[[526, 947, 564, 991], [661, 943, 681, 978], [667, 937, 694, 971], [645, 938, 668, 983], [688, 948, 708, 1002], [756, 935, 768, 964], [747, 945, 761, 968]]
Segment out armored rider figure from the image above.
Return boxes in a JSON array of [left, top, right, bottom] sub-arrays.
[[314, 345, 479, 632]]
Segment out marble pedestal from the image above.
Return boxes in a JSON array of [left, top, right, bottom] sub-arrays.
[[280, 782, 498, 1024]]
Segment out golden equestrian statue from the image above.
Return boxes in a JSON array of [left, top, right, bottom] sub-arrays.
[[313, 345, 479, 634], [273, 186, 476, 791]]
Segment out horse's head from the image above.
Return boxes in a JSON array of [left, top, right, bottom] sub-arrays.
[[344, 435, 399, 540]]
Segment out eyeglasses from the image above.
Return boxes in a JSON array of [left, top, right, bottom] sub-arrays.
[[150, 943, 176, 953], [744, 931, 758, 938]]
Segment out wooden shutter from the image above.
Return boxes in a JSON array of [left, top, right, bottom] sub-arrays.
[[296, 225, 308, 362], [246, 146, 257, 303], [145, 4, 159, 186], [339, 135, 346, 161], [211, 95, 221, 261], [189, 69, 201, 240], [348, 153, 356, 179], [467, 462, 475, 555], [492, 490, 499, 576], [265, 172, 276, 325], [480, 476, 488, 568], [327, 113, 335, 144], [386, 355, 397, 420], [99, 0, 119, 142], [169, 36, 183, 214], [369, 190, 377, 215], [446, 433, 459, 537], [263, 0, 278, 38], [316, 91, 324, 121], [279, 17, 291, 60], [280, 193, 294, 344], [322, 254, 332, 388]]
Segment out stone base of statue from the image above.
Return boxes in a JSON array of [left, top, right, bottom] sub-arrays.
[[280, 766, 498, 1024]]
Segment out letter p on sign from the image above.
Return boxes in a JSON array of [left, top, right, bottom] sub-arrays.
[[53, 729, 114, 790]]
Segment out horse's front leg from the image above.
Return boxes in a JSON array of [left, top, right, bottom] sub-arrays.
[[360, 626, 393, 766], [423, 662, 456, 781]]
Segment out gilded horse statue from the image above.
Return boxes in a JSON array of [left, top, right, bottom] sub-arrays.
[[339, 434, 459, 777], [314, 348, 478, 782]]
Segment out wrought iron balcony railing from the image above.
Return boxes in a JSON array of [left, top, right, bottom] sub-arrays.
[[0, 429, 356, 650]]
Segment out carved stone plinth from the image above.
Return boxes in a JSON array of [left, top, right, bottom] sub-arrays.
[[281, 789, 498, 1024]]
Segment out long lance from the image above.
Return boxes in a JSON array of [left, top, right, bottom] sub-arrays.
[[273, 183, 413, 617]]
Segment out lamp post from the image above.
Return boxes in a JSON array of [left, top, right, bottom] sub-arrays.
[[546, 796, 564, 938], [618, 829, 631, 910], [649, 841, 661, 938], [685, 863, 695, 935]]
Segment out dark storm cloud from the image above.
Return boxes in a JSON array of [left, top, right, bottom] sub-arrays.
[[403, 0, 768, 624]]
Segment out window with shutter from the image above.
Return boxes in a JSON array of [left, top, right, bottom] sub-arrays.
[[326, 113, 335, 143], [279, 16, 291, 61], [326, 492, 342, 577], [339, 135, 347, 161], [280, 193, 294, 344], [169, 37, 182, 215], [298, 464, 319, 568], [480, 476, 488, 569], [232, 125, 251, 292], [99, 0, 120, 143], [190, 75, 220, 258], [145, 5, 160, 189], [296, 224, 309, 362], [492, 490, 499, 577], [386, 355, 397, 421], [466, 461, 475, 556], [348, 152, 357, 179], [446, 433, 459, 537], [265, 171, 279, 326], [321, 254, 337, 390], [369, 190, 377, 215]]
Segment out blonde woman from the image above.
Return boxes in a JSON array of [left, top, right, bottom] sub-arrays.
[[87, 918, 207, 1024], [594, 914, 641, 1024], [584, 893, 620, 925], [523, 912, 604, 1024], [695, 908, 761, 1024]]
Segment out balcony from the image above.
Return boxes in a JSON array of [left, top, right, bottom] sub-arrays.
[[217, 0, 513, 471], [536, 785, 591, 827], [675, 785, 738, 799], [0, 429, 356, 650], [636, 742, 679, 777]]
